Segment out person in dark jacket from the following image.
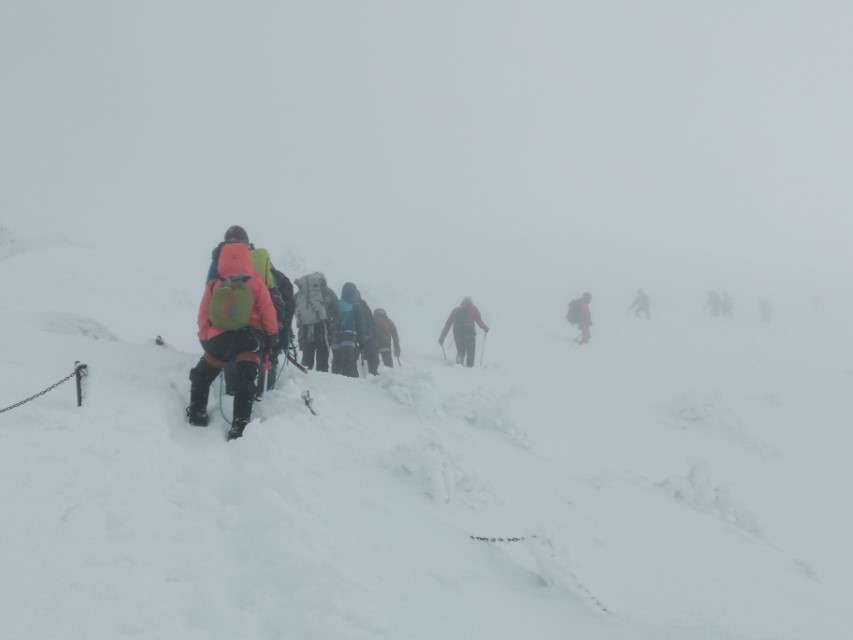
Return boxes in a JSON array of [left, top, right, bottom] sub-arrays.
[[439, 297, 489, 367], [254, 265, 295, 391], [188, 232, 278, 441], [357, 289, 379, 376], [704, 291, 722, 317], [272, 267, 295, 338], [331, 282, 366, 378], [374, 309, 400, 368], [628, 289, 650, 319]]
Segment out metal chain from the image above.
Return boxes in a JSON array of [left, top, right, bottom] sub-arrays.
[[469, 536, 526, 543], [0, 370, 79, 414]]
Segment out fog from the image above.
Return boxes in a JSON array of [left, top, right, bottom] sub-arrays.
[[2, 1, 852, 310], [3, 5, 853, 638]]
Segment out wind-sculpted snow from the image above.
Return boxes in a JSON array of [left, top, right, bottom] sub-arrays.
[[0, 232, 851, 640], [370, 367, 530, 448], [660, 391, 778, 457], [369, 366, 444, 418], [385, 428, 497, 508], [657, 460, 764, 538], [442, 387, 531, 449]]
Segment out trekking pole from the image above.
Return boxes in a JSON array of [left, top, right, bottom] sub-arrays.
[[480, 333, 488, 367], [440, 342, 447, 360], [286, 352, 309, 374], [270, 336, 289, 391], [396, 355, 402, 367]]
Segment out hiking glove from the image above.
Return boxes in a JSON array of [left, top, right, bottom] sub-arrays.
[[483, 326, 490, 334]]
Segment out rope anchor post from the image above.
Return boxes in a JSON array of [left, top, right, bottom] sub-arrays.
[[75, 362, 88, 407], [0, 362, 89, 414]]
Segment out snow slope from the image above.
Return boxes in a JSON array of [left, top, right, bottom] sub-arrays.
[[0, 226, 851, 639]]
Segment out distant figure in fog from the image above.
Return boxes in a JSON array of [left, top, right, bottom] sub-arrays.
[[704, 291, 722, 317], [628, 289, 651, 319], [811, 294, 823, 311], [721, 292, 733, 318], [567, 292, 593, 344], [439, 297, 489, 367], [759, 299, 772, 323]]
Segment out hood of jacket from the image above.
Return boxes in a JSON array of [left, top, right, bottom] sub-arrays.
[[217, 242, 254, 279], [341, 282, 359, 304]]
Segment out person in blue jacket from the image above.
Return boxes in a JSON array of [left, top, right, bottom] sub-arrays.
[[331, 282, 366, 378]]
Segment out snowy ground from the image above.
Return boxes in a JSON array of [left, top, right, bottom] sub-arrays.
[[1, 226, 851, 639]]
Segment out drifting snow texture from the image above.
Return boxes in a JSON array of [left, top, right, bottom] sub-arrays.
[[661, 392, 778, 457], [34, 312, 118, 341], [386, 428, 497, 509], [0, 228, 851, 640], [658, 460, 764, 537]]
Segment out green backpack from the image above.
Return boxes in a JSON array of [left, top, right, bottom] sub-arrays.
[[208, 275, 254, 330]]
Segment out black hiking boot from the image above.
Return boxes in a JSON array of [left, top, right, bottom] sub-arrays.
[[227, 418, 248, 441], [186, 404, 209, 427]]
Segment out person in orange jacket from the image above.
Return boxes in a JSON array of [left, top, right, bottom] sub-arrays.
[[439, 297, 489, 367], [187, 227, 279, 441], [373, 308, 400, 368]]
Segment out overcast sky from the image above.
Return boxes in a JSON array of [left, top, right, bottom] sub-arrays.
[[2, 2, 851, 300]]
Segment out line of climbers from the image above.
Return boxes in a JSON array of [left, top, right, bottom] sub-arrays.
[[293, 274, 401, 377], [186, 226, 405, 440]]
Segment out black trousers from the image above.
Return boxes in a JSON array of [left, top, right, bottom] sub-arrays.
[[332, 344, 359, 378], [299, 322, 330, 372], [224, 352, 279, 396], [361, 338, 379, 375], [453, 325, 476, 367], [189, 327, 263, 424], [379, 348, 394, 368]]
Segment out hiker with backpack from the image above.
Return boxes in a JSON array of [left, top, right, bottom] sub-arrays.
[[439, 297, 489, 367], [357, 288, 379, 376], [628, 289, 651, 319], [295, 272, 339, 372], [704, 291, 722, 317], [223, 244, 288, 397], [187, 227, 279, 441], [373, 308, 401, 368], [567, 292, 593, 344], [331, 282, 366, 377]]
